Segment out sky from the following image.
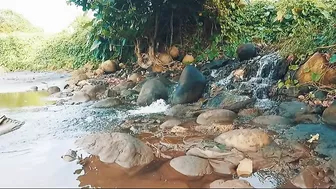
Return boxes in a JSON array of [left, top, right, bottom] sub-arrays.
[[0, 0, 89, 33]]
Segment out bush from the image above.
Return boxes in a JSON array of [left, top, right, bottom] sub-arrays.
[[0, 9, 42, 33]]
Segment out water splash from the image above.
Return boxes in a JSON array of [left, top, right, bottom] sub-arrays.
[[127, 99, 170, 115]]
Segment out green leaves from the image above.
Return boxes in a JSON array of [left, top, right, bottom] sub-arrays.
[[311, 72, 322, 82], [90, 40, 102, 52], [330, 54, 336, 64]]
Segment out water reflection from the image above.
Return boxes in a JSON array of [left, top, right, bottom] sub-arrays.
[[0, 91, 53, 108]]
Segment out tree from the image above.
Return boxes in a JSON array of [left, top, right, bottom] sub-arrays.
[[68, 0, 208, 68]]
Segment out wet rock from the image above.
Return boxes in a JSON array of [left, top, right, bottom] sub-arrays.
[[170, 126, 188, 134], [71, 92, 91, 103], [133, 81, 145, 93], [322, 101, 336, 126], [128, 73, 142, 83], [201, 59, 230, 70], [165, 104, 201, 118], [92, 97, 123, 108], [120, 89, 138, 99], [238, 108, 262, 117], [237, 158, 253, 177], [30, 86, 38, 91], [172, 65, 206, 104], [279, 101, 308, 118], [100, 60, 117, 74], [294, 114, 320, 124], [206, 92, 254, 111], [169, 155, 212, 176], [209, 179, 253, 188], [196, 109, 237, 125], [296, 52, 336, 85], [286, 124, 336, 157], [137, 78, 168, 106], [290, 166, 332, 188], [215, 129, 271, 152], [47, 86, 61, 95], [75, 132, 154, 168], [314, 90, 328, 100], [160, 119, 182, 129], [106, 89, 119, 97], [81, 84, 107, 100], [236, 43, 257, 61], [186, 148, 243, 162], [252, 115, 291, 126]]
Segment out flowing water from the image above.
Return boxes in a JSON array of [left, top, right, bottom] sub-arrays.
[[0, 71, 282, 188]]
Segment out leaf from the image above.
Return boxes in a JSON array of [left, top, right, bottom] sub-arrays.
[[289, 64, 299, 71], [90, 40, 102, 52], [311, 72, 322, 82], [277, 81, 285, 89], [216, 144, 226, 151], [330, 54, 336, 64]]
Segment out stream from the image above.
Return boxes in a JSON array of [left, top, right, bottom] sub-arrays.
[[0, 71, 300, 188]]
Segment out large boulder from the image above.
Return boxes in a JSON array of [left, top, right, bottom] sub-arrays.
[[215, 129, 271, 152], [160, 119, 182, 129], [296, 52, 336, 85], [206, 92, 254, 112], [169, 155, 212, 176], [322, 101, 336, 126], [137, 78, 168, 106], [172, 65, 206, 104], [75, 132, 154, 168], [196, 109, 237, 125], [278, 101, 308, 118], [210, 179, 253, 188], [236, 43, 257, 61], [71, 91, 91, 103]]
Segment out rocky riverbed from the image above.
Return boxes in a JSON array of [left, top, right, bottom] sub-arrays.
[[1, 49, 336, 188]]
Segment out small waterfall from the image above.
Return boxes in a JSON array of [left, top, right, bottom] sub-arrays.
[[127, 99, 170, 115], [217, 52, 286, 100]]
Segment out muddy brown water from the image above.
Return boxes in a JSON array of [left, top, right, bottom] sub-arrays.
[[0, 72, 280, 188]]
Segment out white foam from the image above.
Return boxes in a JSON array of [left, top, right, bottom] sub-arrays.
[[127, 99, 170, 115]]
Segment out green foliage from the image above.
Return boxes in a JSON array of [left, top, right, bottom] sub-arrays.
[[68, 0, 208, 62], [0, 15, 99, 71], [330, 54, 336, 64], [0, 9, 42, 33]]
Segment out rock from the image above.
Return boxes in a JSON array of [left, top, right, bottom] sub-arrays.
[[169, 46, 179, 59], [322, 101, 336, 126], [290, 166, 332, 188], [71, 92, 91, 103], [160, 119, 182, 129], [252, 115, 291, 126], [158, 53, 173, 65], [206, 92, 254, 111], [114, 81, 136, 92], [196, 109, 237, 125], [296, 52, 336, 85], [120, 89, 138, 98], [314, 90, 328, 100], [100, 60, 117, 74], [238, 108, 262, 117], [137, 78, 168, 106], [47, 86, 61, 95], [95, 68, 104, 76], [30, 86, 38, 91], [81, 84, 107, 100], [68, 70, 88, 86], [294, 114, 320, 124], [106, 89, 119, 97], [194, 123, 234, 135], [215, 129, 271, 152], [75, 132, 154, 168], [77, 80, 89, 87], [278, 101, 308, 118], [169, 155, 212, 176], [202, 59, 231, 70], [92, 98, 123, 108], [186, 148, 244, 164], [172, 65, 206, 104], [128, 73, 142, 83], [209, 159, 237, 175], [170, 126, 188, 133], [237, 43, 257, 61], [165, 104, 201, 118], [182, 54, 195, 64], [237, 158, 253, 177], [209, 179, 253, 188]]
